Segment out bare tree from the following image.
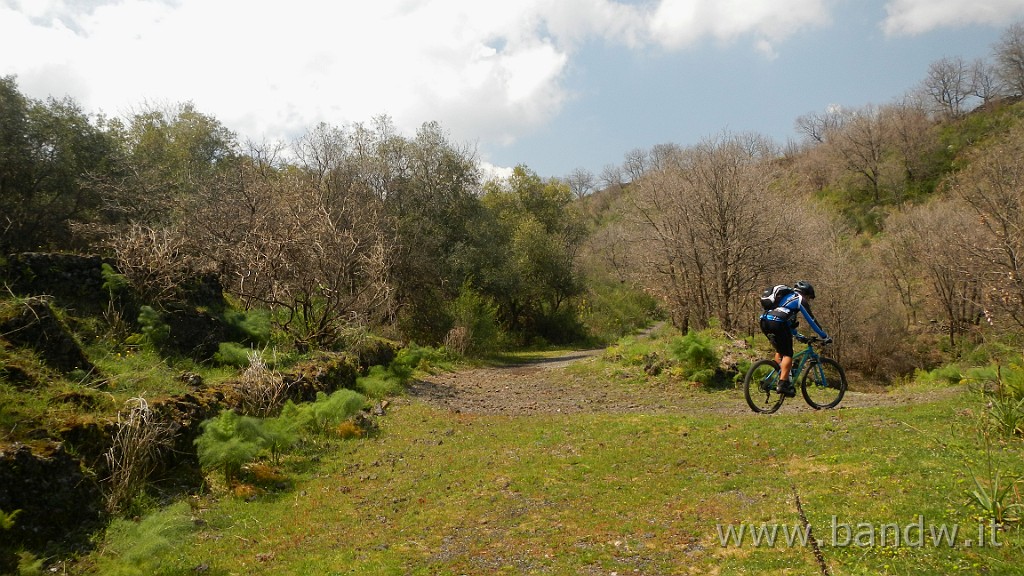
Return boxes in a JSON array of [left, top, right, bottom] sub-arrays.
[[882, 200, 980, 346], [950, 122, 1024, 329], [187, 134, 395, 349], [971, 58, 1004, 103], [993, 21, 1024, 97], [566, 167, 597, 200], [920, 56, 977, 119], [108, 223, 198, 307], [600, 163, 626, 191], [622, 133, 809, 333], [795, 107, 844, 144], [828, 105, 893, 204], [880, 99, 940, 203]]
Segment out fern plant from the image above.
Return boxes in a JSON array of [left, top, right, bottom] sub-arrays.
[[669, 331, 721, 386], [0, 508, 18, 531]]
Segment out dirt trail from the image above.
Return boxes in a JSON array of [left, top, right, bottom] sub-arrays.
[[408, 348, 953, 417]]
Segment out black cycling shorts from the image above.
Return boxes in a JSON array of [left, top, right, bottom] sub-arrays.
[[760, 317, 794, 357]]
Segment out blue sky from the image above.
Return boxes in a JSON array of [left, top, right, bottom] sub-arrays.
[[3, 0, 1024, 180]]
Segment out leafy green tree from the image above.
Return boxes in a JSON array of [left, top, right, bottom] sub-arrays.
[[0, 76, 115, 251], [100, 102, 238, 227], [481, 166, 588, 342], [383, 121, 487, 342]]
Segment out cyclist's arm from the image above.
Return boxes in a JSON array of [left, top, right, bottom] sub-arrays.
[[798, 306, 828, 339]]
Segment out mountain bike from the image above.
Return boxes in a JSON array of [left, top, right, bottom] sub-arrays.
[[743, 336, 847, 414]]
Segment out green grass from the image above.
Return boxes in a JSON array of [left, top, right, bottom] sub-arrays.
[[79, 382, 1024, 575]]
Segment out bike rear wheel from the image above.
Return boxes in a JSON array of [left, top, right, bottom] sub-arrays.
[[800, 357, 847, 409], [744, 359, 785, 414]]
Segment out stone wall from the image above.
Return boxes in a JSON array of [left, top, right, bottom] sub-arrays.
[[0, 443, 105, 570], [0, 297, 95, 376], [2, 252, 114, 314]]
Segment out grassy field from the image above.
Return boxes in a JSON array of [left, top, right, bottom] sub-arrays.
[[80, 355, 1023, 576]]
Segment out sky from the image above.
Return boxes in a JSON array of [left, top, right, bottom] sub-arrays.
[[3, 0, 1024, 181]]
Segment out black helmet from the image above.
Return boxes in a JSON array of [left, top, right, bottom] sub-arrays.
[[794, 280, 816, 299]]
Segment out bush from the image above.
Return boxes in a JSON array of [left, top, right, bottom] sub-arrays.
[[91, 502, 194, 576], [136, 306, 169, 347], [395, 343, 451, 376], [533, 306, 588, 346], [669, 331, 723, 387], [101, 263, 131, 296], [356, 365, 406, 398], [915, 363, 964, 386], [259, 403, 302, 464], [353, 343, 450, 398], [105, 397, 173, 515], [223, 308, 272, 345], [232, 350, 287, 417], [602, 335, 657, 366], [307, 389, 367, 435], [446, 284, 502, 356], [213, 342, 253, 367], [1000, 364, 1024, 400], [194, 410, 267, 483], [579, 279, 661, 344]]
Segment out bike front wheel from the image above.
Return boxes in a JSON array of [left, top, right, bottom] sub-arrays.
[[744, 359, 785, 414], [800, 357, 847, 409]]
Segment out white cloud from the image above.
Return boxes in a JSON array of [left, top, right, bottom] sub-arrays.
[[0, 0, 830, 166], [646, 0, 830, 51], [882, 0, 1024, 36]]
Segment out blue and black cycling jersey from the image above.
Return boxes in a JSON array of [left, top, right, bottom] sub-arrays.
[[759, 292, 828, 339]]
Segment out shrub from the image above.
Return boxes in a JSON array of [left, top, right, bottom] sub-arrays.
[[998, 364, 1024, 400], [394, 343, 451, 376], [101, 263, 131, 297], [307, 389, 367, 435], [92, 502, 194, 576], [669, 331, 721, 386], [0, 508, 17, 531], [533, 306, 588, 346], [223, 308, 272, 345], [232, 350, 288, 417], [136, 306, 169, 347], [260, 405, 302, 464], [446, 283, 502, 356], [579, 279, 661, 344], [603, 335, 656, 366], [915, 364, 963, 386], [356, 365, 405, 398], [194, 410, 267, 483], [214, 342, 254, 367]]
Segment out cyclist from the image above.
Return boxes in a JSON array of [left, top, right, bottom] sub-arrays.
[[759, 280, 832, 397]]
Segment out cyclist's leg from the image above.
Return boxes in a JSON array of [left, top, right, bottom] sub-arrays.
[[761, 318, 795, 396]]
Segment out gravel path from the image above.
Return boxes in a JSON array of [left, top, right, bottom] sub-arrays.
[[407, 349, 956, 417]]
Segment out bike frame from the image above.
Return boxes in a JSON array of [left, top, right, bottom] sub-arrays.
[[788, 342, 822, 383]]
